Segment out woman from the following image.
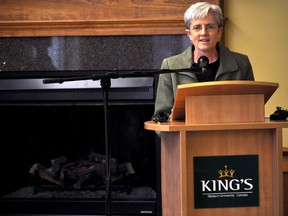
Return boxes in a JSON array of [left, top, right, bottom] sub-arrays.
[[154, 2, 255, 123]]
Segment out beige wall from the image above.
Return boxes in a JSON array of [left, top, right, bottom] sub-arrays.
[[224, 0, 288, 147]]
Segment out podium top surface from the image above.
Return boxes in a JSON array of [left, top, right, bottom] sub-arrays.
[[171, 80, 279, 120]]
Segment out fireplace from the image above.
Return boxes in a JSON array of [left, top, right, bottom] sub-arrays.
[[0, 103, 157, 215], [0, 35, 190, 215]]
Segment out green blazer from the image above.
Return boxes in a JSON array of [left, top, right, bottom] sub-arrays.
[[154, 43, 255, 116]]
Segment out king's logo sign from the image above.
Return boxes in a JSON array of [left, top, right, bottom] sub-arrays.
[[194, 155, 259, 208]]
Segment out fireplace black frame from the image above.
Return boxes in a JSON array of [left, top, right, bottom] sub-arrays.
[[0, 71, 160, 215]]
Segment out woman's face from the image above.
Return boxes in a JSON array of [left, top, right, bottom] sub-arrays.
[[185, 12, 223, 53]]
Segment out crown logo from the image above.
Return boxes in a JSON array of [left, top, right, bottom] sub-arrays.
[[218, 165, 235, 178]]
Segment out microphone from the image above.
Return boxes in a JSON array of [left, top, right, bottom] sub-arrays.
[[197, 56, 209, 73]]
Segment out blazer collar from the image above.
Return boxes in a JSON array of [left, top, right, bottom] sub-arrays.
[[217, 44, 239, 75], [175, 43, 240, 80]]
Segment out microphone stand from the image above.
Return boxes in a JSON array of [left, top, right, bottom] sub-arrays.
[[43, 65, 203, 216]]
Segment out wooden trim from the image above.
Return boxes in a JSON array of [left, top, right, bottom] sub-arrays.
[[144, 119, 288, 132], [0, 0, 223, 37], [0, 20, 186, 37]]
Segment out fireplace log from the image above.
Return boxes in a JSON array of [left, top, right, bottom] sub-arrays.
[[29, 163, 63, 186]]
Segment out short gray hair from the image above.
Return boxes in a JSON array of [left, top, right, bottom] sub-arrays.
[[184, 2, 223, 29]]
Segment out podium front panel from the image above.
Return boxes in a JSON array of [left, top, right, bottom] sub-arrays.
[[185, 94, 265, 124], [185, 129, 282, 216]]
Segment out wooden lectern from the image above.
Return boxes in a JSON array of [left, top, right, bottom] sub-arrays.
[[145, 81, 288, 216]]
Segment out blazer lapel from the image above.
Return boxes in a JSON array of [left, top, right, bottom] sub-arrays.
[[217, 44, 239, 77], [173, 47, 198, 80]]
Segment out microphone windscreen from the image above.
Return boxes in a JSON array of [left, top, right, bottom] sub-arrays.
[[198, 56, 209, 73], [197, 56, 209, 68]]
